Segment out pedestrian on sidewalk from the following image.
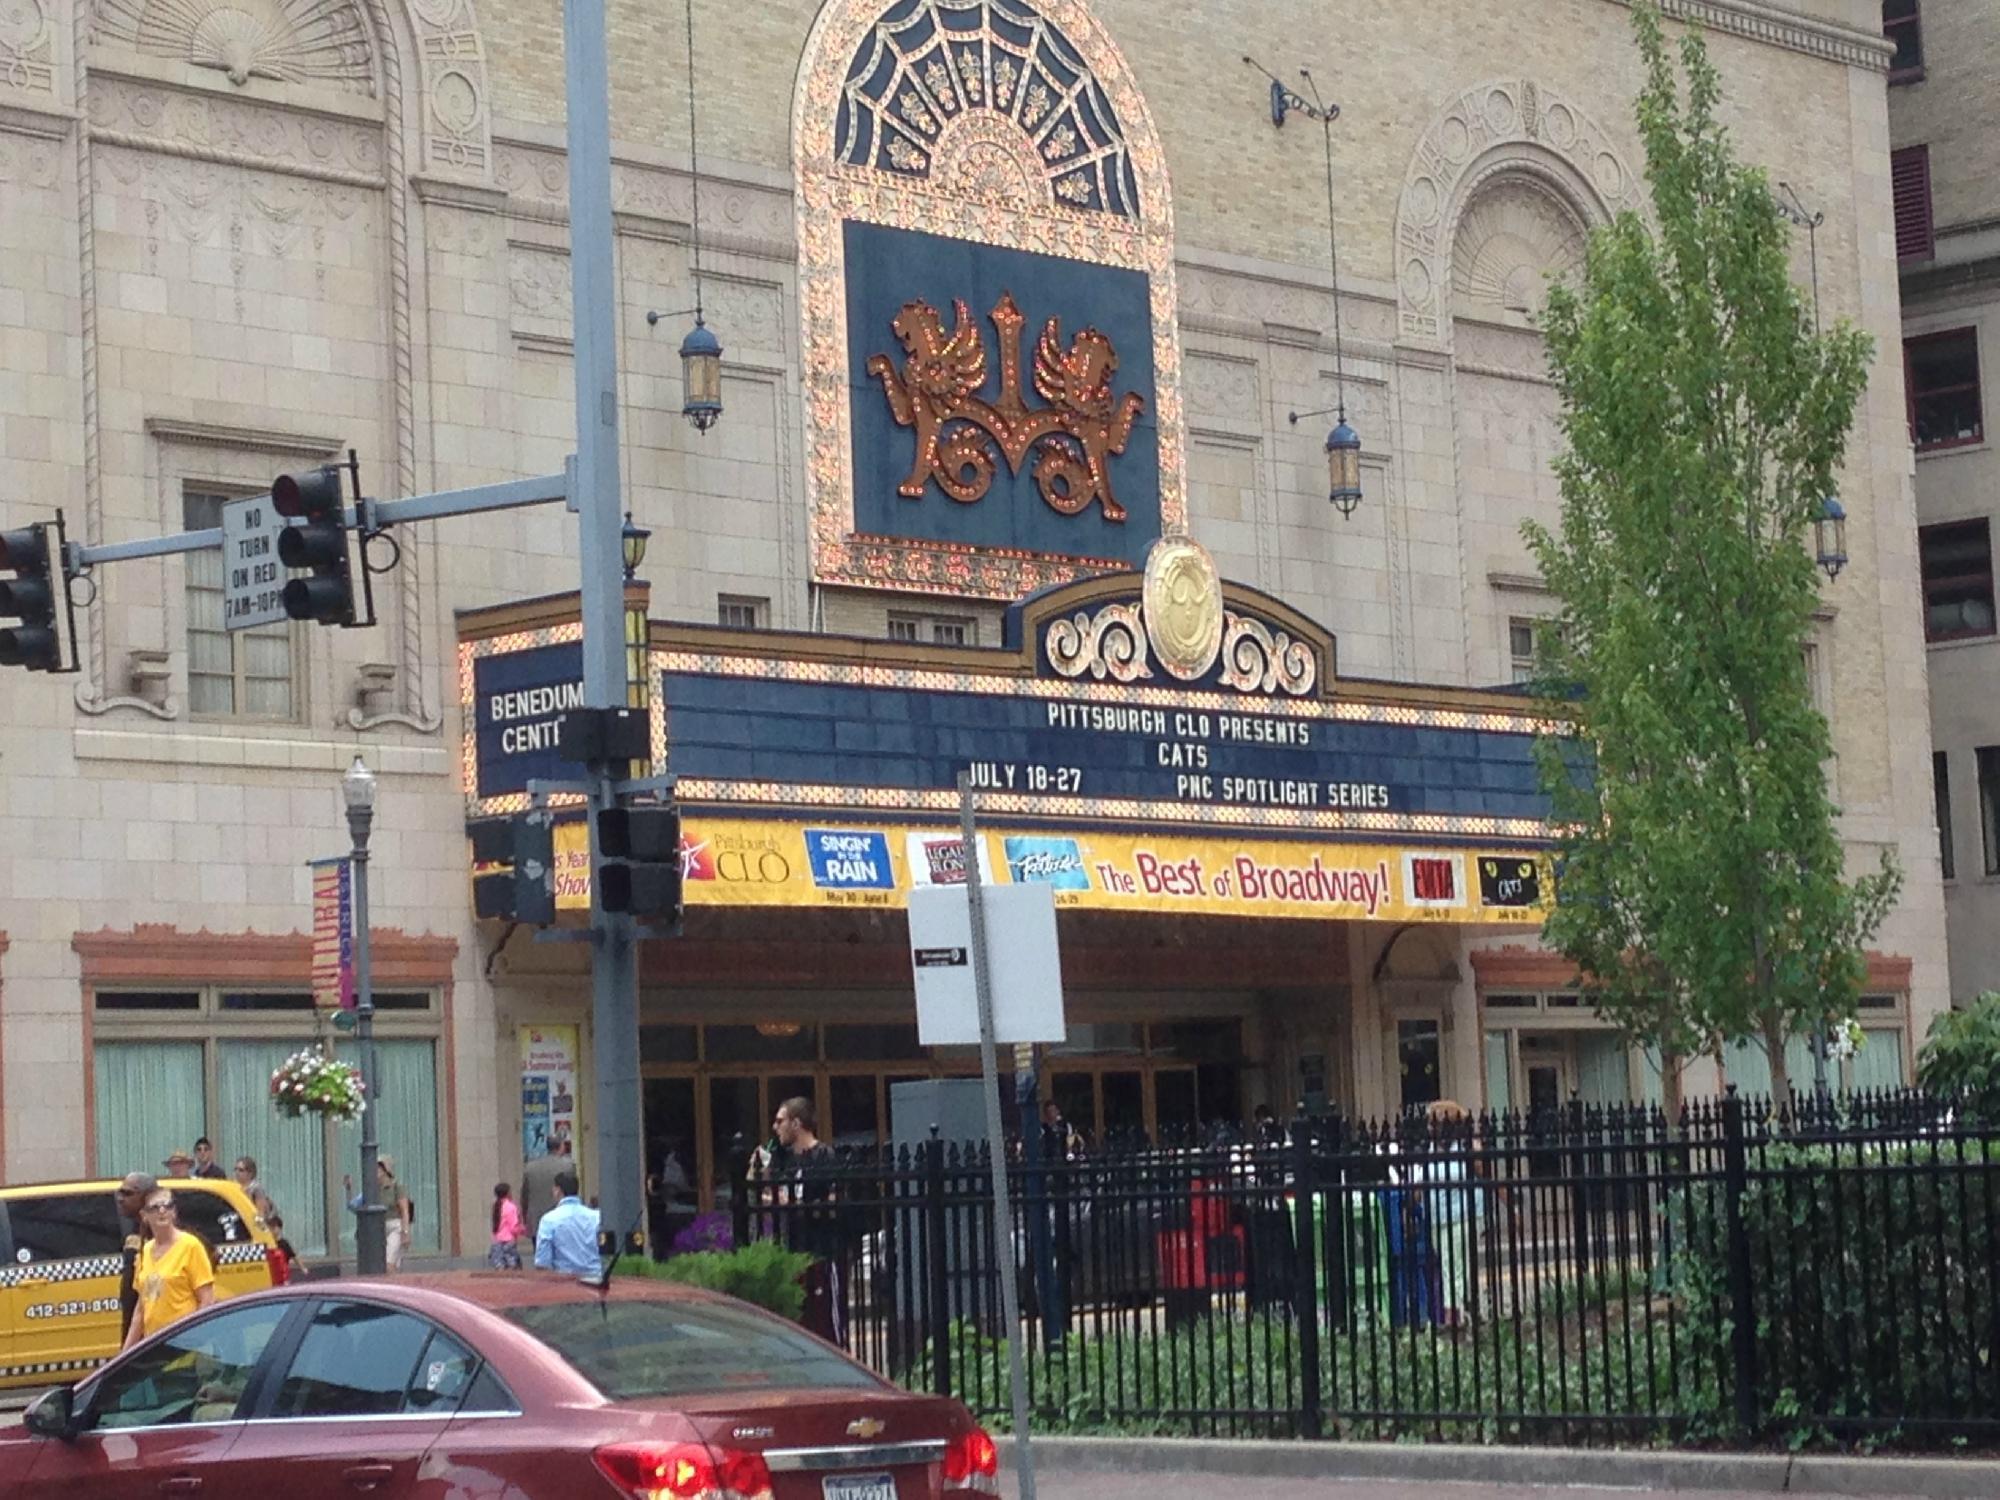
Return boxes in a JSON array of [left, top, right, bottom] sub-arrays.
[[489, 1182, 525, 1269], [124, 1189, 214, 1349], [113, 1171, 157, 1342], [534, 1170, 601, 1274], [191, 1137, 227, 1180]]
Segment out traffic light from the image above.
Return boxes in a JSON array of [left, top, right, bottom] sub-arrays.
[[469, 813, 557, 924], [272, 465, 354, 625], [597, 804, 683, 920], [0, 522, 64, 672]]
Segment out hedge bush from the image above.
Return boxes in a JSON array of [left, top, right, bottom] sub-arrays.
[[615, 1240, 814, 1322]]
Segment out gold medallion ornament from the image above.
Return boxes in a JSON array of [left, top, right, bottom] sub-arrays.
[[1143, 536, 1223, 681]]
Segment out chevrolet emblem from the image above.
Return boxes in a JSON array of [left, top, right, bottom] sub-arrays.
[[846, 1417, 887, 1440]]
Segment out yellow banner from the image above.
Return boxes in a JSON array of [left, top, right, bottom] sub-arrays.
[[552, 819, 1548, 925]]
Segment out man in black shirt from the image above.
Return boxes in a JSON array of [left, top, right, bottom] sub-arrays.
[[112, 1171, 157, 1341], [191, 1137, 228, 1180], [774, 1096, 845, 1346]]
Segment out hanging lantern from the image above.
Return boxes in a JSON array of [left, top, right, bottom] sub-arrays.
[[1814, 496, 1847, 582], [620, 511, 652, 580], [680, 318, 723, 432], [1326, 418, 1362, 518]]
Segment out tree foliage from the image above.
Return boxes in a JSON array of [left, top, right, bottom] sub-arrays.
[[1525, 1, 1898, 1106], [1916, 994, 2000, 1124]]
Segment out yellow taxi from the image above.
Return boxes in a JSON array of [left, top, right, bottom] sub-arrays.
[[0, 1176, 285, 1391]]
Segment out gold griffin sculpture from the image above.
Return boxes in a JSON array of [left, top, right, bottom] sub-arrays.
[[865, 292, 1146, 521]]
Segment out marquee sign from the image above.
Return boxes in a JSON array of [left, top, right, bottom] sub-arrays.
[[459, 547, 1560, 842]]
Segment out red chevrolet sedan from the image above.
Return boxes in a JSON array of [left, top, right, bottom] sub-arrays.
[[3, 1272, 999, 1500]]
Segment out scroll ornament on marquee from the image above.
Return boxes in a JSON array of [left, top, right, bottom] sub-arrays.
[[1045, 536, 1318, 697], [866, 291, 1145, 521]]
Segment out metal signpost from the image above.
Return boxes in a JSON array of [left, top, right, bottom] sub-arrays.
[[906, 774, 1055, 1500]]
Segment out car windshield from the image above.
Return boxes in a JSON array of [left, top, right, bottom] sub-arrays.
[[503, 1298, 881, 1400]]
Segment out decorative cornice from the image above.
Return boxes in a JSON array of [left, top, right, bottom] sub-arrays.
[[90, 125, 384, 187], [1470, 945, 1916, 995], [0, 99, 74, 142], [411, 175, 508, 215], [144, 418, 346, 455], [1635, 0, 1896, 72], [75, 925, 457, 986]]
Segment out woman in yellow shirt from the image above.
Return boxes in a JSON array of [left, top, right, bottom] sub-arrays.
[[122, 1190, 215, 1349]]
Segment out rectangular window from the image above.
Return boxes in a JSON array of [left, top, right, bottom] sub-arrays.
[[888, 612, 974, 646], [1936, 750, 1956, 880], [1892, 146, 1933, 262], [1883, 0, 1923, 79], [1919, 519, 1995, 641], [1980, 746, 2000, 876], [717, 595, 768, 629], [184, 489, 298, 720], [1907, 329, 1984, 451]]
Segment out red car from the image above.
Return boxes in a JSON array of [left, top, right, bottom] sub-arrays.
[[4, 1272, 999, 1500]]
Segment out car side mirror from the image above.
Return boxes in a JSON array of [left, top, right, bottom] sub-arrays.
[[24, 1385, 78, 1441]]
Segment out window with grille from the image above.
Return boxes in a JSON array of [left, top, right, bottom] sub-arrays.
[[717, 595, 768, 629], [1981, 747, 2000, 876], [1507, 616, 1559, 684], [1936, 749, 1955, 880], [183, 489, 299, 719], [888, 612, 973, 646], [1919, 519, 1996, 642], [1907, 329, 1983, 451], [1883, 0, 1923, 79], [1891, 146, 1933, 263]]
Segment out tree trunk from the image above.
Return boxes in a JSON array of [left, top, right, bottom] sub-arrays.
[[1761, 1014, 1791, 1109], [1661, 1045, 1685, 1126]]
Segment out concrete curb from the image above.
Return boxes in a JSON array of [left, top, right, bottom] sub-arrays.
[[993, 1436, 2000, 1498]]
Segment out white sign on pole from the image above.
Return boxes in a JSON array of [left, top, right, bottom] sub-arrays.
[[220, 495, 288, 631], [908, 883, 1065, 1046]]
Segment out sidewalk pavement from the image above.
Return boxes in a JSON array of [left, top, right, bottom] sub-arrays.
[[996, 1436, 2000, 1499]]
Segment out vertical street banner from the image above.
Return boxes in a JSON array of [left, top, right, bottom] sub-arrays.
[[519, 1024, 580, 1162], [310, 857, 355, 1011]]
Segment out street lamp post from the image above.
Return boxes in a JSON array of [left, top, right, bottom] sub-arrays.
[[343, 755, 387, 1275]]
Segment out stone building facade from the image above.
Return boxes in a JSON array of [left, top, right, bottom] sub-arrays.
[[1890, 1, 2000, 1002], [0, 0, 1940, 1264]]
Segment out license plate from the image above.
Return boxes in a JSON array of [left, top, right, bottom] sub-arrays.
[[822, 1475, 896, 1500]]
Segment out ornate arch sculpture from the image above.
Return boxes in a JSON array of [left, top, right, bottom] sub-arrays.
[[1393, 79, 1639, 346], [794, 0, 1186, 600]]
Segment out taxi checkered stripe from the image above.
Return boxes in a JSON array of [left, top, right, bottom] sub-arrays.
[[214, 1242, 268, 1267], [0, 1356, 105, 1382], [0, 1254, 123, 1289]]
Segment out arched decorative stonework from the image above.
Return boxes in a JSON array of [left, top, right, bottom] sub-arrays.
[[92, 0, 378, 94], [795, 0, 1185, 601], [1450, 175, 1588, 323], [1394, 79, 1638, 345]]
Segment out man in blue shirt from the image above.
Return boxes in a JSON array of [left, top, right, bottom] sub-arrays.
[[534, 1170, 602, 1274]]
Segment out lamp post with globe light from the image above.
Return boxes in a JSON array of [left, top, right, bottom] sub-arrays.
[[343, 755, 387, 1275]]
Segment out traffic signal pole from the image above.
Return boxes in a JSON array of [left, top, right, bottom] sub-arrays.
[[563, 0, 645, 1256]]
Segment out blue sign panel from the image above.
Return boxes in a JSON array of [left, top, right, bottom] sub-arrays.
[[659, 668, 1547, 824], [804, 828, 895, 889], [845, 220, 1160, 566], [1004, 835, 1093, 890], [470, 641, 583, 802]]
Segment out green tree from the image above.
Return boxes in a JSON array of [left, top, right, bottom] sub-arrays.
[[1523, 1, 1898, 1112], [1916, 994, 2000, 1123]]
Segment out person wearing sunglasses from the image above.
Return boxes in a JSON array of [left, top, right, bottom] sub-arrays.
[[111, 1172, 158, 1342], [122, 1190, 215, 1350]]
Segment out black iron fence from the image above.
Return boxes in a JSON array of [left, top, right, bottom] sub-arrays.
[[732, 1089, 2000, 1447]]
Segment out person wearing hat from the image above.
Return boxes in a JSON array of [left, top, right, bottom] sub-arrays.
[[161, 1147, 195, 1177], [345, 1156, 414, 1271]]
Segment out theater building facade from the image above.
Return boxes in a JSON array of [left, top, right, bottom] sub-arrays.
[[0, 0, 1942, 1252]]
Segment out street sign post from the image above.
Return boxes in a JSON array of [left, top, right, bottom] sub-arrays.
[[908, 775, 1046, 1500], [220, 495, 289, 631]]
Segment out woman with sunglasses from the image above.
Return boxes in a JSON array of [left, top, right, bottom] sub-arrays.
[[121, 1190, 215, 1350]]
